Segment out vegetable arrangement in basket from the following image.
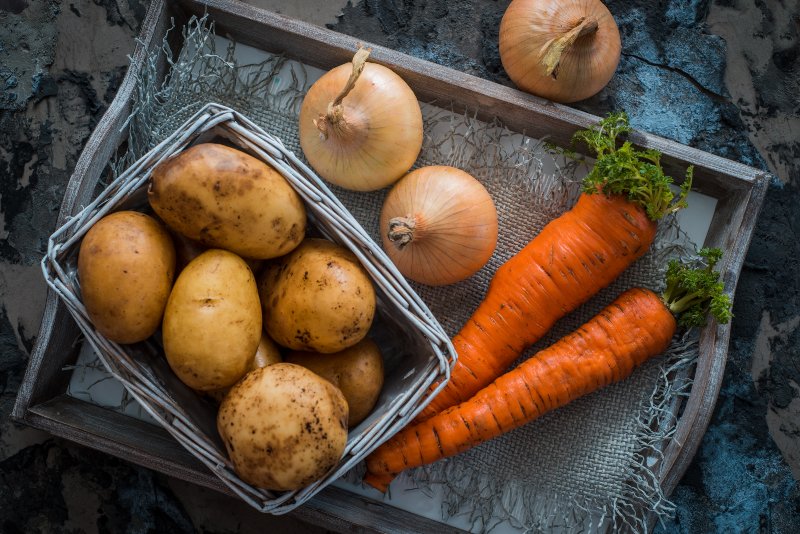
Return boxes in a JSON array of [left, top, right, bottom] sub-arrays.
[[77, 137, 390, 493]]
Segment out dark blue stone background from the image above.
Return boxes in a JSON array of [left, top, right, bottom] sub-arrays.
[[1, 0, 798, 531]]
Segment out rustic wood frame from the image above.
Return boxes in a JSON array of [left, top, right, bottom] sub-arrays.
[[14, 0, 770, 531]]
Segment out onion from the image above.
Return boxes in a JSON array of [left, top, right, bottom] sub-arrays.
[[299, 48, 424, 191], [379, 166, 498, 286], [499, 0, 621, 103]]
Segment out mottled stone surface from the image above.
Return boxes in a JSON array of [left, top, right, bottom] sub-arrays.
[[0, 441, 195, 533], [1, 0, 799, 531]]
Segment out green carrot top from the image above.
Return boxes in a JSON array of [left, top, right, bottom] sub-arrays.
[[572, 112, 693, 222], [662, 248, 733, 328]]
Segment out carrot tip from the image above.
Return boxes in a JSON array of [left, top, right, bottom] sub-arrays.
[[363, 470, 398, 493]]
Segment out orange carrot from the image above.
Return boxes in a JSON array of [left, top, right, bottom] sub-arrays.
[[418, 191, 655, 420], [366, 288, 672, 491], [364, 250, 731, 491], [414, 112, 692, 423]]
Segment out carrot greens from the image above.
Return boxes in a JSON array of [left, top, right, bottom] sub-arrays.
[[662, 247, 733, 327], [574, 111, 693, 221]]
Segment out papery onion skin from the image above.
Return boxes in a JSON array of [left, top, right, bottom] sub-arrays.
[[299, 58, 423, 192], [499, 0, 621, 103], [380, 166, 498, 286]]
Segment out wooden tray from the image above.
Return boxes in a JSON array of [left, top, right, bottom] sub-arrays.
[[13, 0, 770, 531]]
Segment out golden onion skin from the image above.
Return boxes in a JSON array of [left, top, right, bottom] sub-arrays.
[[380, 165, 498, 286], [499, 0, 621, 103], [299, 57, 423, 191]]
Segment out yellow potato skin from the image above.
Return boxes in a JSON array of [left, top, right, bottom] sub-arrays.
[[286, 338, 384, 427], [148, 143, 307, 260], [78, 211, 176, 344], [258, 238, 376, 353], [251, 333, 283, 369], [168, 229, 264, 276], [217, 363, 348, 491], [163, 249, 262, 391], [206, 333, 283, 403]]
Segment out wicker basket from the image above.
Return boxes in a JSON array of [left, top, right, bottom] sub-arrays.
[[41, 102, 457, 514]]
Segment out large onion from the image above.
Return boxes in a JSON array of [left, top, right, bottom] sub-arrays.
[[380, 166, 498, 286], [499, 0, 621, 103], [299, 48, 424, 191]]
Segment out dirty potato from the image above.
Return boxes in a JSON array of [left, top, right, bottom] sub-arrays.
[[148, 143, 307, 259], [78, 210, 176, 344], [258, 238, 376, 353], [286, 338, 384, 427], [162, 249, 261, 391], [217, 363, 348, 491]]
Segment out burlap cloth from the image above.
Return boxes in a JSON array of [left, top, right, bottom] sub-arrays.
[[114, 17, 700, 532]]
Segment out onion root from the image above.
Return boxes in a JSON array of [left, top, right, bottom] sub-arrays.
[[387, 216, 417, 250]]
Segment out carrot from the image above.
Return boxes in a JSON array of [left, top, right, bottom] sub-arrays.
[[365, 249, 731, 492], [414, 112, 693, 422]]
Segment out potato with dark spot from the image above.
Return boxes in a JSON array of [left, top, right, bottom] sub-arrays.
[[258, 238, 376, 353], [78, 210, 176, 344], [286, 338, 384, 427], [217, 363, 348, 491], [148, 143, 306, 259], [163, 249, 262, 391]]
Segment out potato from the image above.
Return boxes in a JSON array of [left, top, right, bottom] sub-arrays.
[[205, 332, 283, 403], [251, 332, 283, 369], [77, 210, 175, 344], [217, 363, 348, 491], [168, 229, 264, 275], [167, 228, 207, 272], [286, 338, 384, 427], [162, 249, 261, 391], [258, 238, 376, 353], [148, 143, 307, 260]]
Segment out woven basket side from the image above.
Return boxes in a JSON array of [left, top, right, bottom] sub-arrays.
[[43, 103, 457, 514]]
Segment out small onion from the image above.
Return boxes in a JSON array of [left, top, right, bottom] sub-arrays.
[[299, 48, 423, 191], [499, 0, 621, 103], [380, 166, 498, 286]]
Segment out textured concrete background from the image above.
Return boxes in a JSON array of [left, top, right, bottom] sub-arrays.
[[1, 0, 799, 532]]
